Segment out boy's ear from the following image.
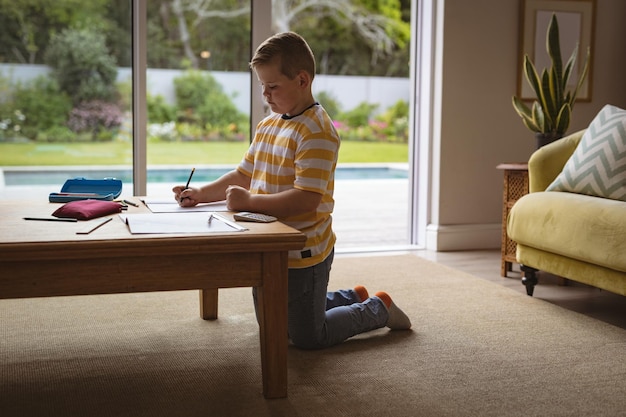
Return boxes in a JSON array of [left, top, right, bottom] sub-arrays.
[[297, 70, 311, 88]]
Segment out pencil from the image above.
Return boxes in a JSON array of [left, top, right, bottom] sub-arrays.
[[123, 199, 139, 207], [77, 217, 113, 235], [24, 217, 78, 222], [180, 167, 195, 203], [184, 167, 195, 190]]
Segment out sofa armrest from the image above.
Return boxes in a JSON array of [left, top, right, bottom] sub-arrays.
[[528, 129, 585, 192]]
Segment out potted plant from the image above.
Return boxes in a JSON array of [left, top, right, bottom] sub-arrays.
[[512, 13, 591, 148]]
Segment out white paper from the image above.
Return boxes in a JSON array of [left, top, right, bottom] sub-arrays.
[[142, 198, 229, 213], [121, 212, 246, 234]]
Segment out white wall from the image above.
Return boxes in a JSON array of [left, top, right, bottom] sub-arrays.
[[427, 0, 626, 250], [0, 64, 409, 116]]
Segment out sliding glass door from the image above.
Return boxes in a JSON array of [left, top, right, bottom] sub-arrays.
[[144, 0, 252, 197], [0, 0, 414, 250]]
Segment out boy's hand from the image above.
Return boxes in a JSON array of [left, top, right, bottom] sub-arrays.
[[225, 185, 251, 211], [173, 185, 200, 207]]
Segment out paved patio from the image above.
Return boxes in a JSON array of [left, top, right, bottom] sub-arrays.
[[333, 178, 410, 251]]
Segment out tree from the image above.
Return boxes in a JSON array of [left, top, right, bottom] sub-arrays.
[[44, 28, 119, 105], [0, 0, 411, 76], [169, 0, 250, 68], [273, 0, 408, 60], [0, 0, 117, 64], [288, 0, 408, 76], [165, 0, 409, 75]]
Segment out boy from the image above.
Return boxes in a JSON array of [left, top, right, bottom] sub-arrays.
[[173, 32, 410, 349]]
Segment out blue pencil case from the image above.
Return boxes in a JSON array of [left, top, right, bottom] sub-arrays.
[[49, 177, 123, 203]]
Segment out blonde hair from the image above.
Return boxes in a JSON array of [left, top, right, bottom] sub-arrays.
[[250, 32, 316, 80]]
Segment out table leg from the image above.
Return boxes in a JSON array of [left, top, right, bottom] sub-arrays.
[[256, 251, 288, 399], [199, 288, 218, 320]]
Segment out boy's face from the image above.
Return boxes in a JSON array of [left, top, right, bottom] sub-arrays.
[[254, 62, 308, 116]]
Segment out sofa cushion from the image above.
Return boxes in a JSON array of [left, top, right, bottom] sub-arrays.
[[546, 104, 626, 201], [507, 191, 626, 273]]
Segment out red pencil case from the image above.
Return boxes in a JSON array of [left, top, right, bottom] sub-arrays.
[[52, 200, 123, 220]]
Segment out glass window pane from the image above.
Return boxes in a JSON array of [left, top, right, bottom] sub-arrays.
[[145, 1, 252, 197], [0, 1, 132, 200], [270, 3, 412, 250]]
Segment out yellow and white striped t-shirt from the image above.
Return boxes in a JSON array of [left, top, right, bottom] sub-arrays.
[[236, 104, 340, 268]]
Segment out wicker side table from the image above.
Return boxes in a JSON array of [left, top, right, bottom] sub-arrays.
[[496, 163, 529, 277]]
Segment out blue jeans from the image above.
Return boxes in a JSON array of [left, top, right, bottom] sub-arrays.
[[254, 249, 389, 349]]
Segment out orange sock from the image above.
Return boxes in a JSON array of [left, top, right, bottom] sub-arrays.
[[354, 285, 369, 302], [375, 291, 392, 308]]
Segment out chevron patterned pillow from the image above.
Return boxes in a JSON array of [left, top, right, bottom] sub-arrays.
[[546, 105, 626, 201]]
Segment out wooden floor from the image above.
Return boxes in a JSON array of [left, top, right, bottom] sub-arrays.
[[410, 249, 626, 331]]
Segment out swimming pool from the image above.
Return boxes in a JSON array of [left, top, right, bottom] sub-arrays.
[[2, 165, 408, 186]]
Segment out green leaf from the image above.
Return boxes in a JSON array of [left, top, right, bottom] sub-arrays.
[[547, 14, 563, 88], [562, 45, 578, 89], [531, 102, 545, 132], [541, 70, 555, 128], [522, 118, 541, 133], [523, 55, 542, 97], [512, 96, 541, 132], [512, 96, 531, 118], [555, 104, 571, 135]]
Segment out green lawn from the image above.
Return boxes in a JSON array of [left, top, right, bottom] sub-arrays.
[[0, 141, 408, 166]]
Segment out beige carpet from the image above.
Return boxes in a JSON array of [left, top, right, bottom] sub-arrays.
[[0, 254, 624, 417]]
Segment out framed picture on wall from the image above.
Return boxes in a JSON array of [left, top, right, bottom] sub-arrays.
[[518, 0, 595, 101]]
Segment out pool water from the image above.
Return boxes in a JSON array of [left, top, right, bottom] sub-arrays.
[[3, 166, 408, 186]]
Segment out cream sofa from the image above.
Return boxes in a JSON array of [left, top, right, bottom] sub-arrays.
[[507, 128, 626, 296]]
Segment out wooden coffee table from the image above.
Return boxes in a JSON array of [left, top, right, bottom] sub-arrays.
[[0, 200, 305, 398]]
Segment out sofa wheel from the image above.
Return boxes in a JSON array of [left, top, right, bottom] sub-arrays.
[[520, 265, 538, 296]]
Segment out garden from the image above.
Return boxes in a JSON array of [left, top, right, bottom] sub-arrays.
[[0, 27, 408, 167]]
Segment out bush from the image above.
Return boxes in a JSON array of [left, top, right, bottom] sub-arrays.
[[197, 98, 245, 129], [45, 28, 119, 105], [116, 78, 132, 113], [333, 100, 408, 142], [148, 94, 177, 123], [174, 70, 245, 127], [210, 122, 249, 142], [12, 76, 72, 140], [68, 100, 124, 141], [148, 121, 177, 142], [316, 91, 341, 120], [35, 126, 77, 143], [378, 99, 409, 123], [174, 70, 215, 111], [176, 122, 205, 141], [0, 110, 27, 142], [338, 102, 379, 128], [374, 100, 409, 143]]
